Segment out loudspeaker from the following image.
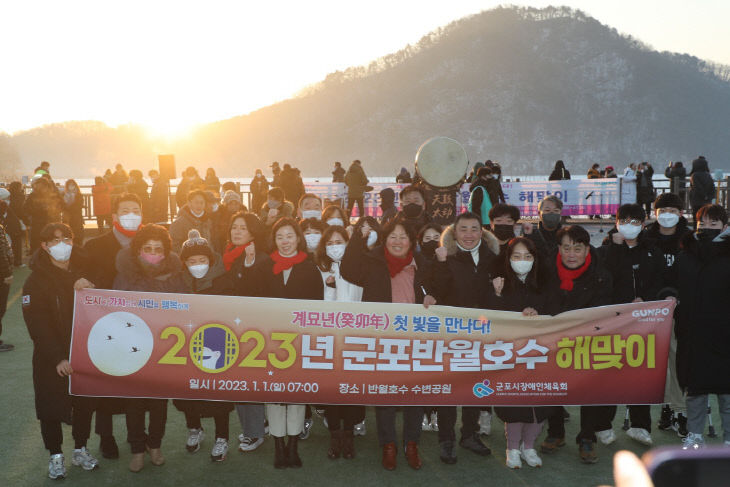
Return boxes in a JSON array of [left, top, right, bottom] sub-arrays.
[[158, 154, 176, 180]]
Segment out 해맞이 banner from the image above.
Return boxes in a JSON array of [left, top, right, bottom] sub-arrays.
[[69, 289, 673, 406], [304, 179, 621, 219]]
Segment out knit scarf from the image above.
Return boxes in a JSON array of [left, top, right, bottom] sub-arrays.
[[384, 248, 414, 278], [223, 242, 251, 271], [113, 220, 137, 238], [270, 250, 307, 275], [556, 251, 592, 291]]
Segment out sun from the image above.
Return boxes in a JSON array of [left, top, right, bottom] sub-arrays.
[[140, 117, 201, 140]]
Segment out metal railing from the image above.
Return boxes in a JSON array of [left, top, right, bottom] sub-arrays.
[[49, 177, 730, 223]]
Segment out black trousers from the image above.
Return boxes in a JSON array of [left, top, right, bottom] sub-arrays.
[[347, 197, 364, 218], [575, 405, 617, 443], [436, 406, 480, 442], [126, 399, 168, 453], [176, 400, 233, 440], [95, 397, 127, 437], [628, 405, 651, 432], [324, 405, 366, 431], [40, 397, 96, 454], [11, 233, 23, 266], [376, 406, 423, 446], [0, 282, 9, 337]]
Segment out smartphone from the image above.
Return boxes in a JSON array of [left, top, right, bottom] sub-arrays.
[[643, 446, 730, 487]]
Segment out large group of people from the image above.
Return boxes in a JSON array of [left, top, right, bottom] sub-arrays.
[[0, 157, 728, 481]]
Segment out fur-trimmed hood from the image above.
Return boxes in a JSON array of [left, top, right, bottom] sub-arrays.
[[440, 224, 500, 256]]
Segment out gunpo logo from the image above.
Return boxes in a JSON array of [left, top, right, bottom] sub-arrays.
[[473, 380, 495, 398], [632, 307, 671, 318]]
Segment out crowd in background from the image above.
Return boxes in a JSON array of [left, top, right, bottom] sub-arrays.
[[0, 156, 727, 480]]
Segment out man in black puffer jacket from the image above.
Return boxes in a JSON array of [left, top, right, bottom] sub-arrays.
[[673, 204, 730, 450], [642, 192, 692, 434], [542, 225, 613, 465], [430, 212, 500, 464], [598, 204, 666, 447]]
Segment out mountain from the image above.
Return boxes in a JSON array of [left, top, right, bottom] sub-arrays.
[[3, 6, 730, 180]]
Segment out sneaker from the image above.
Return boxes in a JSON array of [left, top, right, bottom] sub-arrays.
[[459, 433, 491, 456], [681, 432, 705, 450], [429, 411, 439, 432], [48, 453, 66, 480], [520, 446, 543, 467], [657, 405, 674, 430], [72, 447, 99, 470], [506, 449, 522, 469], [421, 414, 431, 431], [186, 428, 205, 453], [674, 413, 688, 438], [0, 343, 14, 352], [211, 438, 228, 462], [353, 420, 366, 437], [299, 418, 313, 440], [540, 436, 566, 453], [439, 440, 457, 464], [626, 427, 653, 446], [578, 439, 598, 464], [596, 428, 616, 445], [478, 410, 492, 436], [238, 435, 263, 452]]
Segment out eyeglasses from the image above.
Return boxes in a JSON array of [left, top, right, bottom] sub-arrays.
[[618, 219, 642, 226], [141, 246, 165, 255], [49, 237, 72, 245]]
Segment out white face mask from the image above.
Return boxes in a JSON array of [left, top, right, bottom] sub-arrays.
[[302, 210, 321, 220], [326, 243, 346, 262], [119, 213, 142, 231], [657, 212, 680, 228], [618, 224, 642, 240], [326, 218, 344, 227], [48, 241, 72, 262], [191, 208, 205, 218], [304, 233, 322, 251], [510, 259, 533, 275], [367, 231, 378, 247], [188, 264, 209, 279]]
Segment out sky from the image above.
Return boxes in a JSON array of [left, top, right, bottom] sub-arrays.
[[1, 0, 729, 137]]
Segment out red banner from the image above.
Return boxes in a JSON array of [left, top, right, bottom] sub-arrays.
[[69, 289, 674, 406]]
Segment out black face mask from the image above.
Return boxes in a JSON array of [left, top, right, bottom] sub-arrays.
[[541, 213, 561, 230], [403, 203, 423, 219], [696, 228, 722, 242], [492, 224, 515, 241], [420, 240, 438, 259]]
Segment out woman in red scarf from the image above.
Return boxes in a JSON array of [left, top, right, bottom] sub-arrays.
[[340, 215, 436, 472], [263, 218, 323, 469]]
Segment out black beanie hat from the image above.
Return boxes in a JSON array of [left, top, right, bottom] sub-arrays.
[[654, 192, 683, 210], [180, 229, 213, 261]]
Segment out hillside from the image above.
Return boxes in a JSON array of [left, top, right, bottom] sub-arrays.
[[3, 6, 730, 179]]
